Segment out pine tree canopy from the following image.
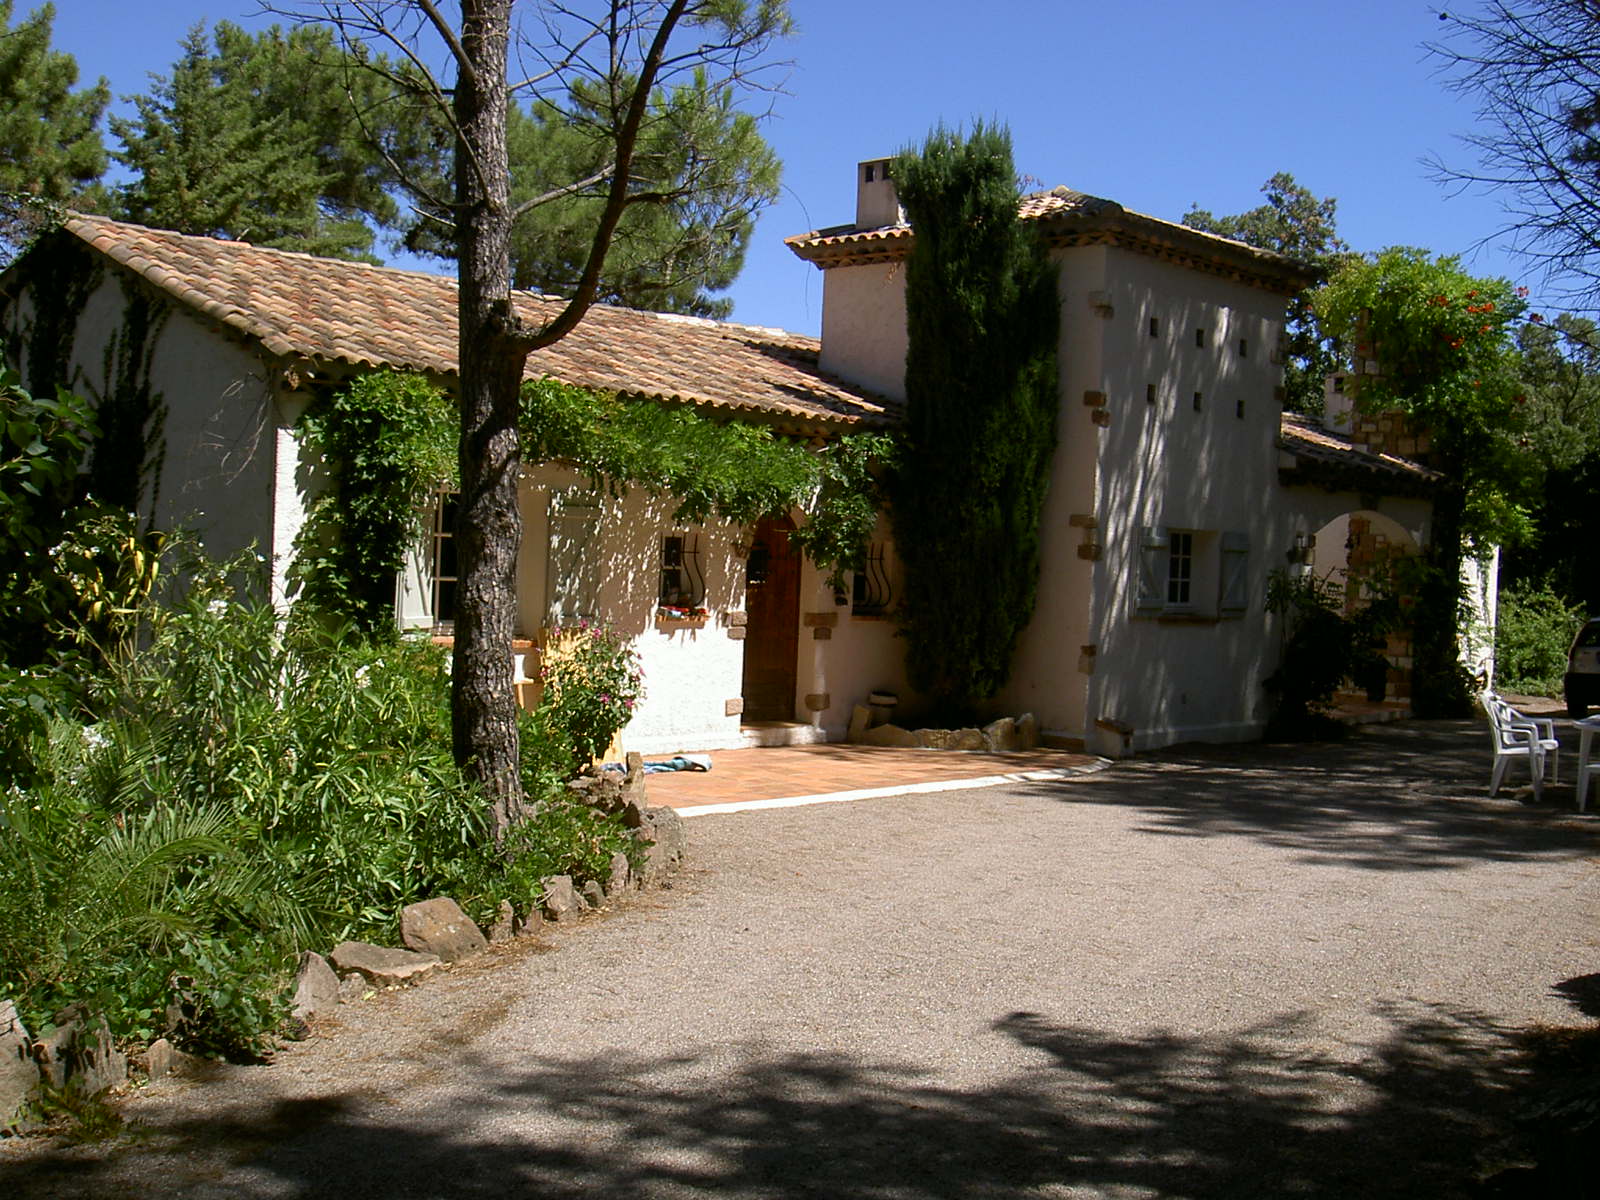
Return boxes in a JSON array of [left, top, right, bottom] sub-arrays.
[[0, 1, 109, 202], [112, 22, 443, 262], [404, 72, 780, 317]]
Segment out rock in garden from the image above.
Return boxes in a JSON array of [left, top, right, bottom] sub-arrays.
[[859, 723, 916, 748], [338, 973, 372, 1003], [582, 879, 607, 909], [145, 1037, 177, 1082], [914, 727, 952, 749], [639, 805, 687, 883], [847, 704, 872, 740], [623, 752, 648, 806], [400, 897, 487, 963], [982, 717, 1017, 751], [948, 727, 986, 750], [291, 951, 340, 1021], [1, 1000, 35, 1132], [516, 905, 546, 938], [488, 900, 515, 945], [1017, 712, 1039, 749], [541, 875, 581, 921], [329, 942, 441, 988], [607, 850, 632, 894], [33, 1006, 126, 1095]]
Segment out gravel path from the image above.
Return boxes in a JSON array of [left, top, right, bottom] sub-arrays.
[[4, 718, 1598, 1198]]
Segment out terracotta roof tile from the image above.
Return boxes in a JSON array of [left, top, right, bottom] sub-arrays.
[[1278, 412, 1440, 495], [786, 185, 1316, 293], [59, 214, 894, 432]]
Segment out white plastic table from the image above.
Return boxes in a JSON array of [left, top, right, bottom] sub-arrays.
[[1575, 715, 1600, 812]]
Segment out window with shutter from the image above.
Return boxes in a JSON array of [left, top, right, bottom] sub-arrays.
[[546, 491, 602, 624]]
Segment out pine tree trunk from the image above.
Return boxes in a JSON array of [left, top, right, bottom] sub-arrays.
[[451, 0, 527, 837]]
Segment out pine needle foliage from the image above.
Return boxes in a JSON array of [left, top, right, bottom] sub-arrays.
[[888, 124, 1059, 719]]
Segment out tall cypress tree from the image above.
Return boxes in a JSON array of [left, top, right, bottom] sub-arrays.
[[889, 124, 1059, 720]]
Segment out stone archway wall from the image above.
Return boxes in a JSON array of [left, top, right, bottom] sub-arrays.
[[1342, 512, 1416, 701]]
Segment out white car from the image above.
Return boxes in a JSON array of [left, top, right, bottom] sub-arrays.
[[1565, 619, 1600, 718]]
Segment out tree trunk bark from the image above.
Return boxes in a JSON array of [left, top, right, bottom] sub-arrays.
[[451, 0, 528, 837]]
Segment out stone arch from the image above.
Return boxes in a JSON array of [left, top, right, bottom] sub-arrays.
[[1307, 508, 1421, 701]]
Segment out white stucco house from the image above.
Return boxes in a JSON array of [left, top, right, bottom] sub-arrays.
[[0, 164, 1442, 757]]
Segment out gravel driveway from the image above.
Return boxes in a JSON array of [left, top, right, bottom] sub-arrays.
[[4, 717, 1598, 1198]]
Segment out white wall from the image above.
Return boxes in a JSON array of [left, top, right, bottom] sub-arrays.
[[818, 260, 909, 401], [1080, 248, 1292, 747], [7, 268, 283, 582]]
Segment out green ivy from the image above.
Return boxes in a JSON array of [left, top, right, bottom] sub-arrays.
[[296, 371, 890, 633], [292, 372, 457, 634], [522, 377, 892, 585]]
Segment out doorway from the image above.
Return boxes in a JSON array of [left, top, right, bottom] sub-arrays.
[[740, 515, 800, 722]]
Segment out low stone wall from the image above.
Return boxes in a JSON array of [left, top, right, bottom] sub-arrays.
[[849, 709, 1040, 752]]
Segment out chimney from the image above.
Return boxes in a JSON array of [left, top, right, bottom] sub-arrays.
[[855, 158, 902, 229]]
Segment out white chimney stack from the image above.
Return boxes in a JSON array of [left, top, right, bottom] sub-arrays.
[[855, 158, 902, 229]]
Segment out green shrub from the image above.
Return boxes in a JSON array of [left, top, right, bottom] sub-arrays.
[[0, 549, 655, 1060], [1495, 580, 1584, 695], [536, 623, 643, 770]]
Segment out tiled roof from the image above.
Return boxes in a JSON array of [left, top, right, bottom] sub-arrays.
[[57, 213, 895, 433], [1278, 412, 1441, 496], [786, 185, 1316, 294]]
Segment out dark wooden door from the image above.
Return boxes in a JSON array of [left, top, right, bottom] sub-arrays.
[[740, 516, 800, 721]]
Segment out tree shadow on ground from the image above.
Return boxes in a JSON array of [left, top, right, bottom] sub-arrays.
[[0, 1001, 1570, 1199], [1019, 719, 1600, 872]]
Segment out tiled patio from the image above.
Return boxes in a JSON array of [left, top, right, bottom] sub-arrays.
[[639, 742, 1102, 814]]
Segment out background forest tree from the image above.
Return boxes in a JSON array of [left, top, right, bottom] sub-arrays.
[[0, 1, 109, 261]]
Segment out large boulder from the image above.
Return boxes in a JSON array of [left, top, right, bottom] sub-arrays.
[[948, 727, 986, 751], [982, 717, 1018, 751], [291, 951, 340, 1021], [859, 723, 916, 748], [541, 875, 581, 921], [32, 1006, 125, 1096], [488, 900, 516, 945], [638, 806, 687, 884], [329, 942, 441, 988], [1, 1000, 35, 1132], [607, 850, 632, 895], [400, 897, 487, 963], [1017, 712, 1040, 749]]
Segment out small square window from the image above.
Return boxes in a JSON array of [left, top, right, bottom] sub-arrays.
[[1146, 383, 1157, 405], [1238, 338, 1248, 357], [1149, 317, 1160, 337], [658, 533, 705, 610], [1333, 376, 1345, 394], [1195, 327, 1206, 348], [1193, 391, 1203, 412]]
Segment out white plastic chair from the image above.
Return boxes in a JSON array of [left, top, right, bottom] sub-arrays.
[[1484, 693, 1560, 800]]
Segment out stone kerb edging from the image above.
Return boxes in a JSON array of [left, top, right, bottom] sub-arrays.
[[0, 761, 686, 1135]]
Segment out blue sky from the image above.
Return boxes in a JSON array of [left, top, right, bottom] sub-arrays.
[[51, 0, 1529, 335]]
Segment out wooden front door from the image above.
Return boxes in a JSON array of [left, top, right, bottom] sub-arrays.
[[740, 516, 800, 722]]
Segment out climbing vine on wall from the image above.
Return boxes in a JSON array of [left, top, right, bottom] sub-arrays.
[[520, 377, 891, 587], [293, 372, 457, 635], [87, 278, 169, 517], [295, 370, 891, 633]]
